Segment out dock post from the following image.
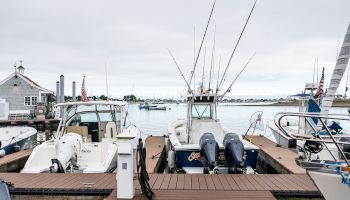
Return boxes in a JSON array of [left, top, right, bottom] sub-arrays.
[[59, 75, 64, 118], [116, 133, 136, 199], [72, 81, 76, 101]]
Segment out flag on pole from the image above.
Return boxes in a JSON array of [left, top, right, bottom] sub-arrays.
[[81, 75, 88, 102], [314, 67, 324, 98]]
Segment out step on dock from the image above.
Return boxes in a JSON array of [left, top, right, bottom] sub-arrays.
[[246, 135, 306, 174], [0, 149, 32, 172], [0, 173, 320, 199]]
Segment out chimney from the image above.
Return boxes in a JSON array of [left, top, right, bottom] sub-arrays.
[[56, 81, 60, 103], [59, 75, 65, 117], [17, 65, 25, 75], [72, 81, 76, 101]]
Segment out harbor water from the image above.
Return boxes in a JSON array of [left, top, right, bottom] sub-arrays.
[[127, 103, 350, 137]]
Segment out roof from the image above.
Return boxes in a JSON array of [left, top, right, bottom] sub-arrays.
[[55, 101, 128, 108], [0, 72, 53, 93]]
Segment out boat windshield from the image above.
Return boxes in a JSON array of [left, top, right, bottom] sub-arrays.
[[66, 104, 120, 120], [192, 104, 211, 118]]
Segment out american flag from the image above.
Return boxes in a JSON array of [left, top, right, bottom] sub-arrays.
[[314, 67, 324, 98], [81, 75, 88, 102]]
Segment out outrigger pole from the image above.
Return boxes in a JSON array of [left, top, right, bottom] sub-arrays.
[[188, 0, 216, 87], [221, 52, 256, 99], [167, 49, 194, 95], [216, 0, 257, 94]]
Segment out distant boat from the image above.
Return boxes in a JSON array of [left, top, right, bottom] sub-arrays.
[[147, 106, 166, 111], [138, 103, 156, 109], [0, 126, 37, 157]]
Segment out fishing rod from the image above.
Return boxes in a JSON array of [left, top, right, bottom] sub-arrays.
[[221, 52, 256, 99], [201, 43, 208, 92], [217, 0, 257, 94], [215, 56, 221, 94], [167, 49, 194, 95], [188, 0, 216, 87], [208, 25, 216, 93]]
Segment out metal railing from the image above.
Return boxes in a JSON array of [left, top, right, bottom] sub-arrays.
[[273, 112, 350, 166]]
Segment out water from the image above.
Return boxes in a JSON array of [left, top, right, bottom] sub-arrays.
[[127, 103, 350, 136]]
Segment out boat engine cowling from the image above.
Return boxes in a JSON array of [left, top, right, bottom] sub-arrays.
[[199, 133, 219, 171], [223, 133, 245, 171], [51, 133, 83, 173]]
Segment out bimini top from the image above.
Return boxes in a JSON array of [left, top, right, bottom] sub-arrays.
[[55, 101, 127, 108]]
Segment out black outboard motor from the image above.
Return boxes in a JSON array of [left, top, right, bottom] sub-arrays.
[[199, 133, 219, 172], [340, 137, 350, 159], [223, 133, 245, 173]]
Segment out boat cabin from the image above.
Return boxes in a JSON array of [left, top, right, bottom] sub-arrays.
[[55, 101, 127, 142]]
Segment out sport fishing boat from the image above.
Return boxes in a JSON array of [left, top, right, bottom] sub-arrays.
[[166, 90, 259, 174], [0, 126, 37, 157], [21, 101, 139, 173]]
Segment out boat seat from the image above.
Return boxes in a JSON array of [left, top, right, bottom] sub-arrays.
[[67, 126, 88, 138], [105, 122, 117, 139]]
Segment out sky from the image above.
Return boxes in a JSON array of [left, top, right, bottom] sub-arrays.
[[0, 0, 350, 99]]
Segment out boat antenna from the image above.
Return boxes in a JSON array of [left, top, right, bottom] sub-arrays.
[[313, 58, 316, 83], [208, 25, 216, 93], [188, 0, 216, 87], [217, 0, 257, 92], [221, 52, 256, 99], [167, 49, 194, 95], [105, 62, 109, 100]]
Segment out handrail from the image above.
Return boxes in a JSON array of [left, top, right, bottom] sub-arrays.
[[273, 112, 350, 166]]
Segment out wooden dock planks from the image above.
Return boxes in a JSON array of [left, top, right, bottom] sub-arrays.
[[0, 173, 318, 192], [248, 135, 306, 174], [0, 149, 32, 172], [144, 136, 165, 173]]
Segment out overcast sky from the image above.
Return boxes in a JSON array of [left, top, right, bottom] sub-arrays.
[[1, 0, 350, 99]]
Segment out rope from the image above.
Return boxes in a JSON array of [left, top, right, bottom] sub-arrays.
[[336, 166, 350, 188], [136, 138, 154, 200]]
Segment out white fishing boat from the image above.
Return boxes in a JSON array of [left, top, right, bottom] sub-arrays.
[[166, 91, 259, 174], [0, 126, 37, 157], [21, 101, 139, 173]]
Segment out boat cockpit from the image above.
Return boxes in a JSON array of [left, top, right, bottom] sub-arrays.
[[55, 101, 127, 142]]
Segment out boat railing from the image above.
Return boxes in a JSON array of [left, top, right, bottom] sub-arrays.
[[273, 112, 350, 166]]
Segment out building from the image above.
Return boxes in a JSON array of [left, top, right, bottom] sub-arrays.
[[0, 64, 53, 118]]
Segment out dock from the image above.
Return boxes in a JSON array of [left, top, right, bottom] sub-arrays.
[[0, 119, 60, 132], [144, 136, 165, 173], [247, 135, 306, 174], [0, 149, 32, 172], [0, 173, 320, 199]]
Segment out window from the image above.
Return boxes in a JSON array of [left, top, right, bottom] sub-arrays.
[[192, 104, 211, 118], [24, 96, 38, 106], [24, 97, 31, 106], [31, 97, 37, 105]]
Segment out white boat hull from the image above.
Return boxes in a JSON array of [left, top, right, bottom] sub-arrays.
[[308, 170, 350, 200]]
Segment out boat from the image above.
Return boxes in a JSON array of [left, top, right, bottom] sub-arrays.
[[289, 112, 350, 199], [268, 22, 350, 161], [138, 102, 156, 110], [165, 90, 259, 174], [21, 101, 139, 173], [0, 126, 37, 157], [147, 106, 166, 111]]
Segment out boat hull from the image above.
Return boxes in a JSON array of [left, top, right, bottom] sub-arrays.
[[174, 148, 258, 170], [308, 170, 350, 200]]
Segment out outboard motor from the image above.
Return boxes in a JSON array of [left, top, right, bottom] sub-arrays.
[[223, 133, 245, 173], [199, 133, 219, 172], [340, 137, 350, 159], [50, 133, 83, 173]]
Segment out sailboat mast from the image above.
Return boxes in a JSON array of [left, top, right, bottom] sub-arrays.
[[321, 23, 350, 115]]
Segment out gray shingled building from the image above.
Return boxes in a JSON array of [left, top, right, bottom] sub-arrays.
[[0, 65, 53, 118]]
